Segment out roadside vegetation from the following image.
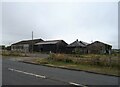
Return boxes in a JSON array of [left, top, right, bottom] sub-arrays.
[[32, 53, 119, 76], [48, 53, 119, 67], [1, 50, 119, 76], [1, 50, 28, 57]]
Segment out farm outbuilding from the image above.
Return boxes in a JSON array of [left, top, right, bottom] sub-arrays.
[[34, 40, 68, 53], [0, 45, 5, 50], [10, 38, 112, 54], [67, 39, 89, 54], [87, 41, 112, 54], [6, 46, 11, 51], [11, 39, 43, 52]]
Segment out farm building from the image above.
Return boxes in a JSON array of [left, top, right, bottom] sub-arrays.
[[34, 40, 68, 53], [6, 46, 11, 51], [67, 39, 89, 54], [11, 39, 43, 52], [0, 45, 5, 50], [87, 41, 112, 54], [10, 38, 113, 54]]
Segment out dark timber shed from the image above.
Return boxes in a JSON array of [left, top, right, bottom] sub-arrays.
[[11, 39, 43, 52], [67, 39, 89, 54], [34, 40, 68, 53], [87, 41, 112, 54]]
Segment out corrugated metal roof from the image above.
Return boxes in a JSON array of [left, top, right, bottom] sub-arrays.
[[12, 39, 43, 45], [87, 41, 112, 47], [35, 40, 62, 45], [80, 41, 89, 46], [68, 40, 89, 47]]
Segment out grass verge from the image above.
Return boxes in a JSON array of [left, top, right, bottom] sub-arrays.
[[25, 57, 119, 77]]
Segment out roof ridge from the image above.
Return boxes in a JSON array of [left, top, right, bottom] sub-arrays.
[[11, 38, 43, 45]]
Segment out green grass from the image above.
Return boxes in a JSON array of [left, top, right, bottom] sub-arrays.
[[29, 53, 119, 76], [31, 58, 119, 76], [51, 62, 118, 76]]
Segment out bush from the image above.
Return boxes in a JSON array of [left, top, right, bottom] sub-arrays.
[[48, 53, 55, 60], [48, 53, 73, 63], [34, 59, 48, 64]]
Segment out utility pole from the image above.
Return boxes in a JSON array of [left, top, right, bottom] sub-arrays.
[[32, 31, 33, 53]]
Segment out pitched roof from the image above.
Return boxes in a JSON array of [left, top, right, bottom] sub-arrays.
[[12, 39, 43, 45], [68, 40, 89, 47], [35, 40, 64, 45], [79, 41, 89, 46], [35, 40, 62, 45], [87, 41, 112, 47]]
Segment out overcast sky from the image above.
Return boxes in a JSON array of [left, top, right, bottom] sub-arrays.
[[1, 1, 118, 49]]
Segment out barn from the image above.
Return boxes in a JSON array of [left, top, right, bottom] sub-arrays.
[[67, 39, 89, 54], [87, 41, 112, 54], [0, 45, 5, 50], [34, 40, 68, 53], [11, 39, 43, 52]]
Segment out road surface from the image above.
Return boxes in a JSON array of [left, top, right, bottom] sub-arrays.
[[2, 56, 119, 86]]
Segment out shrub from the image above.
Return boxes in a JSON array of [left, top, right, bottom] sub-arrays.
[[34, 59, 48, 64], [48, 53, 55, 60], [48, 53, 73, 63]]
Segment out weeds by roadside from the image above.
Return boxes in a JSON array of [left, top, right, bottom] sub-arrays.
[[48, 53, 119, 68], [1, 50, 28, 57], [28, 54, 119, 76]]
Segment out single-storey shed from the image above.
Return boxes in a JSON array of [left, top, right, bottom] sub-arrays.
[[87, 41, 112, 54], [34, 40, 68, 53], [11, 39, 43, 52], [67, 39, 89, 54]]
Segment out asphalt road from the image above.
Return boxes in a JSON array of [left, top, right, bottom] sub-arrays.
[[2, 57, 119, 86]]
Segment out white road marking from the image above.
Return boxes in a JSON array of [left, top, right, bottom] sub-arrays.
[[8, 68, 87, 86], [69, 82, 87, 87], [8, 68, 46, 79]]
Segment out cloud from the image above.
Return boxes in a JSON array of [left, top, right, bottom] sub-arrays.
[[2, 2, 118, 48]]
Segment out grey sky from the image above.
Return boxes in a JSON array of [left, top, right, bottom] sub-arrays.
[[1, 1, 118, 48]]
